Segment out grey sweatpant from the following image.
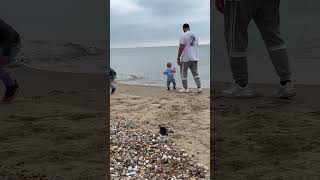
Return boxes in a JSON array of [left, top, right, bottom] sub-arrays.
[[180, 61, 201, 89], [110, 76, 116, 90], [110, 82, 116, 90], [224, 0, 291, 85]]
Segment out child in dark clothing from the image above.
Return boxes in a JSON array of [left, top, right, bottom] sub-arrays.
[[110, 68, 117, 94], [0, 19, 20, 102]]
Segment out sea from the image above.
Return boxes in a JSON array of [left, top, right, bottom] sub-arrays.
[[110, 45, 210, 88], [17, 42, 210, 88], [212, 0, 320, 85], [16, 40, 108, 75]]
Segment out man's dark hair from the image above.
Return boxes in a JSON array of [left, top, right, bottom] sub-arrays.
[[183, 23, 190, 29]]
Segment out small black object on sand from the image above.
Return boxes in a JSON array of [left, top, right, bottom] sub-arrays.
[[159, 125, 174, 136]]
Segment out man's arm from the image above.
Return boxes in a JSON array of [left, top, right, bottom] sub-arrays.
[[177, 44, 185, 66], [0, 57, 11, 65], [215, 0, 225, 14]]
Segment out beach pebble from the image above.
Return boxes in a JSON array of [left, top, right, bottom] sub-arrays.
[[110, 117, 209, 179]]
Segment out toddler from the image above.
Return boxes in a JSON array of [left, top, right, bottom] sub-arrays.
[[163, 62, 176, 91]]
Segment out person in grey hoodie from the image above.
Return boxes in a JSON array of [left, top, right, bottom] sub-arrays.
[[0, 19, 20, 102], [215, 0, 296, 98]]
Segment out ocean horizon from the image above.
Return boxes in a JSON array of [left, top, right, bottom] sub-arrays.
[[111, 45, 210, 89]]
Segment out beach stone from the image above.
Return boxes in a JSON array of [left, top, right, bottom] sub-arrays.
[[110, 117, 209, 179]]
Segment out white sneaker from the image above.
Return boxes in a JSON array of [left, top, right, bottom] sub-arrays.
[[179, 88, 189, 93], [196, 88, 202, 93], [222, 83, 258, 98], [273, 82, 296, 98]]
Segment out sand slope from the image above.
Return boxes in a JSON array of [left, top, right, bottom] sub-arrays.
[[111, 83, 210, 170]]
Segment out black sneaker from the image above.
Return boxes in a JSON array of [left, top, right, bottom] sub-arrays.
[[111, 87, 116, 94], [3, 80, 19, 102], [167, 87, 170, 91]]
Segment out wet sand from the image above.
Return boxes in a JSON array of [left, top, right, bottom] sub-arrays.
[[0, 65, 107, 179]]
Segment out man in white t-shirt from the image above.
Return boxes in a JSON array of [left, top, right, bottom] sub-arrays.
[[177, 23, 202, 93]]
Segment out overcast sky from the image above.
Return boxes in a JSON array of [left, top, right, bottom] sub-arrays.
[[0, 0, 107, 43], [111, 0, 210, 48]]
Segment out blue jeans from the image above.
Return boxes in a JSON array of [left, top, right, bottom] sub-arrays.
[[0, 67, 15, 87], [167, 79, 176, 89], [0, 44, 20, 87]]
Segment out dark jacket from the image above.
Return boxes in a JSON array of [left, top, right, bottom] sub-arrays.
[[110, 68, 116, 81], [0, 19, 21, 56]]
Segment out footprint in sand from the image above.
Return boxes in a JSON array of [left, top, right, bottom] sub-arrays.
[[49, 90, 65, 94], [8, 115, 42, 122], [66, 112, 104, 121], [49, 90, 80, 94], [130, 96, 142, 100], [308, 110, 320, 119]]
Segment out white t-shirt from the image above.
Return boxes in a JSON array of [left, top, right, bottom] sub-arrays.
[[179, 31, 200, 62]]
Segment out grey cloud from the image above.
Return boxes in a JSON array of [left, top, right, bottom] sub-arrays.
[[111, 0, 209, 48], [136, 0, 207, 17]]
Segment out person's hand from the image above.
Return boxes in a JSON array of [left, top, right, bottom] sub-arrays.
[[177, 58, 181, 66], [0, 56, 11, 66], [215, 0, 225, 14]]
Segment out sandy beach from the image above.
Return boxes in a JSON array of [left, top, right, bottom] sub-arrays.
[[0, 64, 107, 179], [110, 83, 210, 176], [3, 65, 319, 179], [212, 82, 320, 180]]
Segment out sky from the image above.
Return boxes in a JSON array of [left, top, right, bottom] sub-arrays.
[[1, 0, 107, 43], [111, 0, 210, 48]]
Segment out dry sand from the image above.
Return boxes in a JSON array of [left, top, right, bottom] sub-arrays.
[[0, 65, 107, 179], [4, 64, 319, 179], [110, 83, 210, 172], [212, 82, 320, 180]]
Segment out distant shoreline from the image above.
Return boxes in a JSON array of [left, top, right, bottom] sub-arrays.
[[213, 81, 320, 87], [116, 80, 320, 89], [110, 44, 210, 49], [116, 81, 211, 91]]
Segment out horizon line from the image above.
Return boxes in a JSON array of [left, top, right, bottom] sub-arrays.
[[111, 43, 210, 49]]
